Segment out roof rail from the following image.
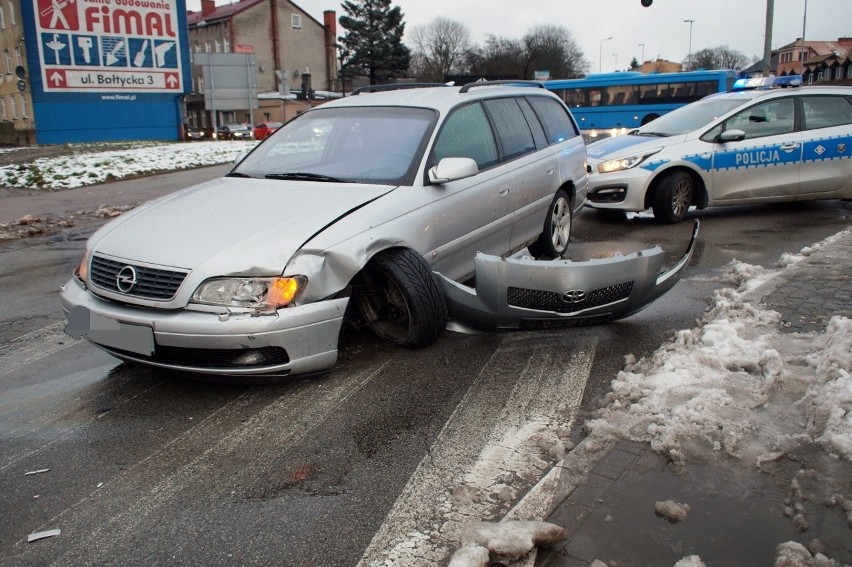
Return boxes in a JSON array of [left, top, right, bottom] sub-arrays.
[[350, 83, 451, 96], [458, 80, 545, 94]]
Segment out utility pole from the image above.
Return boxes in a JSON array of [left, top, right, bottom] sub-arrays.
[[763, 0, 774, 76]]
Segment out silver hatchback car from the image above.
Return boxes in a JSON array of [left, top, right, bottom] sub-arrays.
[[61, 82, 589, 378]]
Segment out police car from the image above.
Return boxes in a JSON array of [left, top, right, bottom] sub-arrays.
[[585, 78, 852, 223]]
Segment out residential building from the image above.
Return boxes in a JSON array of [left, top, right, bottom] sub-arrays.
[[1, 0, 35, 145], [776, 37, 851, 86], [185, 0, 338, 129], [638, 59, 682, 74]]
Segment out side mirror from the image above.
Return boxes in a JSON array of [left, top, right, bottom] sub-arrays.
[[719, 129, 746, 143], [428, 157, 479, 184]]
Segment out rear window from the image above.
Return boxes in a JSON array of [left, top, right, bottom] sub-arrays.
[[526, 96, 579, 144], [802, 95, 852, 130]]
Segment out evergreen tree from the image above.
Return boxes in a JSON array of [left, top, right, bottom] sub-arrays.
[[338, 0, 411, 85]]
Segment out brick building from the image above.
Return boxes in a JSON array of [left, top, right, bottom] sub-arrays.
[[775, 37, 851, 86], [185, 0, 338, 129]]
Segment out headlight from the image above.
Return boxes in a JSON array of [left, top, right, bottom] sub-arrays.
[[597, 148, 662, 174], [75, 251, 89, 282], [191, 276, 307, 311]]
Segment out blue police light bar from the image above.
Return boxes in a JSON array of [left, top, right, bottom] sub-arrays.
[[732, 75, 803, 91]]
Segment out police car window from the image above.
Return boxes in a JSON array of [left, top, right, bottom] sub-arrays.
[[527, 97, 579, 144], [802, 96, 852, 130], [432, 103, 499, 170], [725, 98, 795, 140], [483, 98, 536, 160]]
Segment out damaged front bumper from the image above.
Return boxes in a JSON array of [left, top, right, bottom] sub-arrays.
[[436, 220, 699, 331]]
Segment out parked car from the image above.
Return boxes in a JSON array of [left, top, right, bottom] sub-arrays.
[[184, 125, 205, 141], [585, 80, 852, 223], [60, 82, 592, 378], [254, 121, 283, 140], [216, 123, 253, 140]]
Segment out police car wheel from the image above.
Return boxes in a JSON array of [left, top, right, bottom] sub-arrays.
[[653, 171, 693, 224]]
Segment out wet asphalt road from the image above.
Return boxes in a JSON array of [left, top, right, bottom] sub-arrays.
[[1, 176, 850, 565]]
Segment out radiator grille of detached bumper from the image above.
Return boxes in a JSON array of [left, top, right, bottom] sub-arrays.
[[507, 281, 634, 314], [90, 255, 188, 300]]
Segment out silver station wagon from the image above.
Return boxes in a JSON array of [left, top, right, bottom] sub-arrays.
[[61, 82, 591, 378]]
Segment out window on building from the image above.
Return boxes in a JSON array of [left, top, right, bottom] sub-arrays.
[[15, 45, 21, 66], [4, 50, 10, 74], [8, 0, 14, 25], [0, 97, 6, 121], [19, 94, 26, 118], [205, 41, 211, 53], [215, 40, 221, 53], [10, 95, 16, 119], [0, 5, 5, 29], [197, 76, 204, 93], [291, 14, 302, 29], [223, 38, 230, 52], [847, 65, 852, 79]]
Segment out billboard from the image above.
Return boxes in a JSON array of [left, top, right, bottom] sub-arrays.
[[21, 0, 192, 143], [32, 0, 183, 93]]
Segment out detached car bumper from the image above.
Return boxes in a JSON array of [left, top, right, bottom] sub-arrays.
[[437, 220, 699, 331], [59, 278, 347, 377]]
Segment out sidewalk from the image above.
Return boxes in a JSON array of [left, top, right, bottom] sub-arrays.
[[513, 229, 852, 567]]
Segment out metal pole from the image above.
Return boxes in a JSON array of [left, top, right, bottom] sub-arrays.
[[683, 20, 694, 64], [639, 43, 646, 63], [599, 36, 612, 74], [800, 0, 808, 74], [209, 57, 218, 140], [763, 0, 774, 76], [246, 54, 255, 133]]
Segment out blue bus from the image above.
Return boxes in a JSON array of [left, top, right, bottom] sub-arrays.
[[545, 70, 737, 139]]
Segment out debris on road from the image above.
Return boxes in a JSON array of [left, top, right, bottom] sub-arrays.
[[654, 500, 691, 522], [27, 529, 61, 543], [24, 468, 50, 476], [449, 520, 567, 565]]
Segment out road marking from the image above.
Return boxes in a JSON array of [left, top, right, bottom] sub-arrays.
[[358, 333, 595, 566]]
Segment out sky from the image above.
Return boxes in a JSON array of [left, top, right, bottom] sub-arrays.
[[186, 0, 852, 72]]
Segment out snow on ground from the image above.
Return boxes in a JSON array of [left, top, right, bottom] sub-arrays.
[[585, 228, 852, 470], [0, 141, 257, 190]]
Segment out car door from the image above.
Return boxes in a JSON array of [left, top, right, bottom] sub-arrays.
[[799, 94, 852, 195], [710, 96, 801, 202], [481, 97, 555, 251], [426, 101, 511, 281]]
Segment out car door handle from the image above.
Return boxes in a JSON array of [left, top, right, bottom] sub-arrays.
[[546, 167, 554, 176], [499, 185, 510, 197], [780, 142, 800, 152]]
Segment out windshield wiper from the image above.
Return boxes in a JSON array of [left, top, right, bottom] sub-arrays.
[[638, 132, 670, 137], [226, 171, 253, 178], [265, 172, 349, 183]]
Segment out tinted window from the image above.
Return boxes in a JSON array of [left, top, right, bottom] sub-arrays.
[[802, 95, 852, 130], [724, 98, 795, 140], [432, 103, 499, 170], [517, 98, 548, 149], [483, 98, 536, 160], [527, 97, 578, 144]]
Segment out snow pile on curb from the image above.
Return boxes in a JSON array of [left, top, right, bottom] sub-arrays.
[[585, 234, 852, 470], [0, 141, 257, 190]]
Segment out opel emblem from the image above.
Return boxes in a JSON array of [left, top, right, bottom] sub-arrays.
[[562, 289, 587, 303], [116, 266, 138, 293]]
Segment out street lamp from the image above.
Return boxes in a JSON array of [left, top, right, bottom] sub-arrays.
[[683, 19, 694, 64], [638, 43, 646, 63], [599, 36, 613, 73], [613, 53, 618, 72]]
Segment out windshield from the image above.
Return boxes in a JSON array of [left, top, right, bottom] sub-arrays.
[[234, 106, 437, 185], [635, 96, 752, 136]]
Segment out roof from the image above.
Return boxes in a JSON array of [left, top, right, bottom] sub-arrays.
[[187, 0, 324, 29], [318, 83, 561, 113]]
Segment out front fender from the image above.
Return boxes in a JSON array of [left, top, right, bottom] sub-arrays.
[[436, 220, 699, 331]]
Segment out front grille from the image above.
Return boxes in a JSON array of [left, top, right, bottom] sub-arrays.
[[508, 281, 634, 314], [90, 255, 188, 301]]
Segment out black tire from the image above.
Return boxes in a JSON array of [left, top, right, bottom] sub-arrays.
[[355, 249, 448, 348], [652, 171, 693, 224], [527, 189, 572, 259]]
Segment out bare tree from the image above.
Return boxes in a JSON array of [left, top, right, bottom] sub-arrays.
[[684, 45, 749, 71], [466, 35, 526, 79], [522, 25, 589, 79], [410, 17, 471, 82]]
